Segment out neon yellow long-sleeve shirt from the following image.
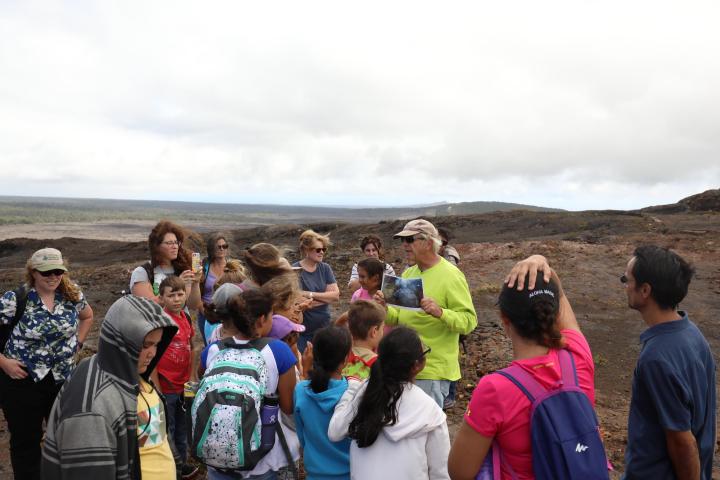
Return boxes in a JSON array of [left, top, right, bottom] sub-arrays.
[[386, 257, 477, 381]]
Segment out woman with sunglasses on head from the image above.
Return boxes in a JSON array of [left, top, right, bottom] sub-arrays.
[[194, 232, 233, 343], [328, 326, 450, 480], [0, 248, 93, 480], [293, 230, 340, 352], [130, 220, 198, 303]]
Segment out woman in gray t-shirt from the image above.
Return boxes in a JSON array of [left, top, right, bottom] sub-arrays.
[[292, 229, 339, 351], [129, 220, 196, 302]]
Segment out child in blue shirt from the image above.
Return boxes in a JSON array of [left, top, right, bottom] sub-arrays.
[[293, 326, 352, 480]]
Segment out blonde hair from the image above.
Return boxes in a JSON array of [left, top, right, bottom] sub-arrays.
[[223, 259, 247, 277], [299, 229, 331, 256], [25, 264, 81, 303], [214, 269, 247, 290]]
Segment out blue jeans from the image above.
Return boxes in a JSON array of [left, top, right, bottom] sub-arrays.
[[164, 392, 188, 462], [415, 379, 451, 408], [208, 468, 278, 480]]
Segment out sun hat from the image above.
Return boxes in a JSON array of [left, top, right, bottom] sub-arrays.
[[393, 219, 440, 240], [269, 314, 305, 340], [29, 248, 68, 272]]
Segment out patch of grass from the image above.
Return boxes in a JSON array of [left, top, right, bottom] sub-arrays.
[[594, 353, 608, 366]]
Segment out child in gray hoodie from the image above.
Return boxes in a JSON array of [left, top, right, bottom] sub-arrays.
[[42, 295, 179, 480]]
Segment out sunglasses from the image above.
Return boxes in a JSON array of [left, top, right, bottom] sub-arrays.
[[161, 240, 182, 247], [419, 343, 431, 359], [217, 244, 230, 250], [38, 269, 65, 277], [400, 236, 417, 244], [620, 274, 628, 284], [314, 247, 327, 253]]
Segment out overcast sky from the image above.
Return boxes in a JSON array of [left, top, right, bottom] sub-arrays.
[[1, 1, 718, 211]]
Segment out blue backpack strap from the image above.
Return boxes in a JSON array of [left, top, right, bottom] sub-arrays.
[[495, 365, 548, 403], [557, 349, 579, 387]]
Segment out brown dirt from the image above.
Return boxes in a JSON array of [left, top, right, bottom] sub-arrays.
[[1, 209, 719, 478]]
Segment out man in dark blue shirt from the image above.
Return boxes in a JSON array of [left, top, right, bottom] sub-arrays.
[[622, 246, 715, 480]]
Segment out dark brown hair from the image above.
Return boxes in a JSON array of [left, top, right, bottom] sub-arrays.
[[148, 220, 191, 272], [360, 235, 384, 260], [158, 275, 186, 296]]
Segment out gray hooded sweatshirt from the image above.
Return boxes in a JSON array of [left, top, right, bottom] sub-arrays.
[[42, 295, 178, 480]]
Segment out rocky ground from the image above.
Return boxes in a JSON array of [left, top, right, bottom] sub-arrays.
[[1, 208, 719, 478]]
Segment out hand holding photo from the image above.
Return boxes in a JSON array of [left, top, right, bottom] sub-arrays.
[[381, 274, 424, 311]]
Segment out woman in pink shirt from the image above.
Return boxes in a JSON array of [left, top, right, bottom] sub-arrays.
[[448, 255, 597, 480]]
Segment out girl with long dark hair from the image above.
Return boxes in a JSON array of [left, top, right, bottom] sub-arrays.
[[293, 326, 352, 480], [328, 327, 450, 479]]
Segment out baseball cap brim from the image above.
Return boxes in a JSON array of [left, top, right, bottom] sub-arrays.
[[393, 229, 420, 238], [34, 264, 68, 272]]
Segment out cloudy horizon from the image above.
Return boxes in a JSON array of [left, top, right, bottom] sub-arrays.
[[1, 1, 719, 211]]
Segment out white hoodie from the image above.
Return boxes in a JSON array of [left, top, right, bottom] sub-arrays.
[[328, 380, 451, 480]]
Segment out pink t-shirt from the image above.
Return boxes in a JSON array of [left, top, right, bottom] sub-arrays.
[[464, 329, 595, 480], [350, 287, 373, 302]]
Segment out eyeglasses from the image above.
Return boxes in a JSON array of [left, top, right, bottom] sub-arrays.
[[419, 343, 431, 359], [400, 236, 417, 244], [161, 240, 181, 247], [217, 244, 229, 250], [620, 274, 628, 284], [314, 247, 327, 253], [38, 269, 65, 277]]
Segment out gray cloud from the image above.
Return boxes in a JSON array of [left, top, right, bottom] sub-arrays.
[[0, 1, 718, 211]]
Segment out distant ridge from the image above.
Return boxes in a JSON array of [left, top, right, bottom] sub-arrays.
[[0, 195, 562, 226], [641, 189, 720, 214]]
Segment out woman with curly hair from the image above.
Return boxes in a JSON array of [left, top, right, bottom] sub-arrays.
[[0, 248, 93, 480], [130, 220, 197, 302]]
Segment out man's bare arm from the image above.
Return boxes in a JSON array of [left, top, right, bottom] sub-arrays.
[[666, 429, 700, 480]]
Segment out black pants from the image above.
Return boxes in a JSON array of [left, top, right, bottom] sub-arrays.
[[0, 371, 62, 480]]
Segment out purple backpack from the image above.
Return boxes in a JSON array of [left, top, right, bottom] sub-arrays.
[[477, 349, 609, 480]]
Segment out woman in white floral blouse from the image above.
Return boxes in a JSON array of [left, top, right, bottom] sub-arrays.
[[0, 248, 93, 480]]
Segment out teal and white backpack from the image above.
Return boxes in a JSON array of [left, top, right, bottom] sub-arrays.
[[191, 337, 274, 471]]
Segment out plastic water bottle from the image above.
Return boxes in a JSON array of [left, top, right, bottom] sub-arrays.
[[260, 397, 279, 450]]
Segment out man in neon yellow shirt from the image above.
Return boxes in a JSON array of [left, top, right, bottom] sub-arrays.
[[377, 219, 477, 407]]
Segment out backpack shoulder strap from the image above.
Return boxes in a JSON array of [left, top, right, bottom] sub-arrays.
[[142, 261, 154, 286], [495, 365, 548, 403], [557, 349, 579, 387], [249, 337, 273, 352], [12, 285, 28, 327], [277, 423, 299, 480], [218, 337, 273, 353]]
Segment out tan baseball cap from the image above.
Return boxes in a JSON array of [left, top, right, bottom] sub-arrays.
[[29, 248, 68, 272], [393, 219, 439, 239]]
